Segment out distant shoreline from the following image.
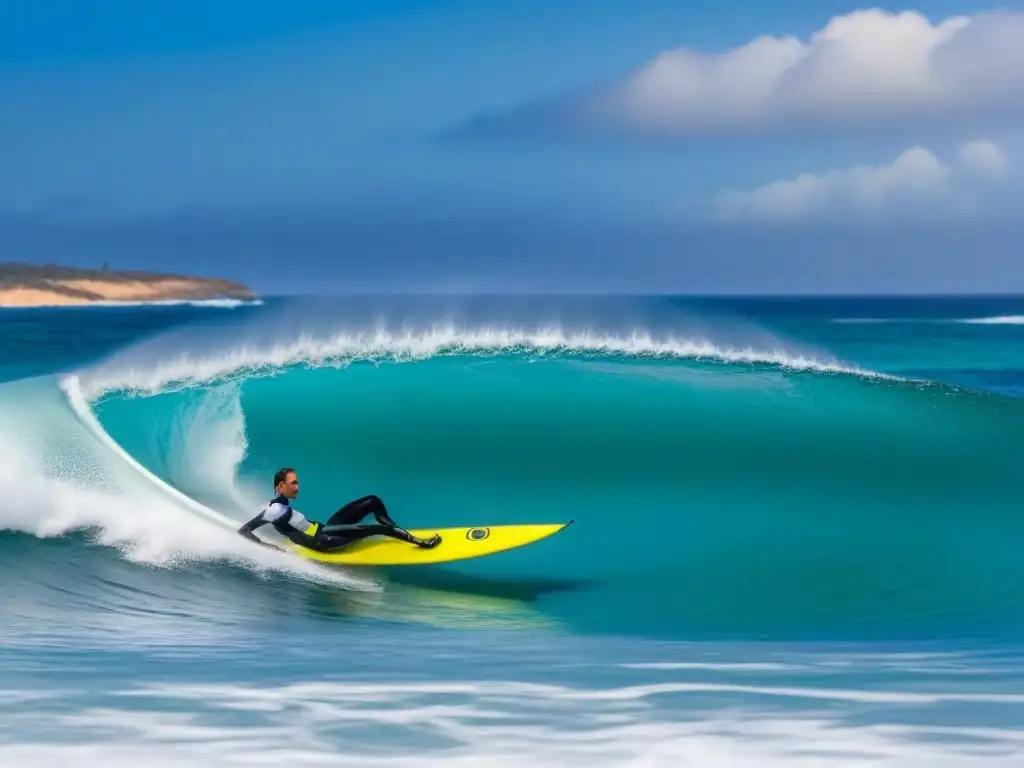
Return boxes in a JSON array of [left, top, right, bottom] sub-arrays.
[[0, 262, 256, 307]]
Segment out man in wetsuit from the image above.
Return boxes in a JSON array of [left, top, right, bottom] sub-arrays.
[[237, 467, 441, 553]]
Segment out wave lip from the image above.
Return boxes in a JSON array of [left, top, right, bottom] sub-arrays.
[[72, 323, 896, 399]]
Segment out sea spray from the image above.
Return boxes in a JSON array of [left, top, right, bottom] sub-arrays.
[[0, 373, 378, 591]]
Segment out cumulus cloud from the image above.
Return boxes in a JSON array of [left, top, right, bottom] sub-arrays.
[[454, 9, 1024, 138], [959, 139, 1010, 180], [711, 140, 1010, 221]]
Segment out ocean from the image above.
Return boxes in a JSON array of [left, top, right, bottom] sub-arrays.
[[3, 293, 1024, 766]]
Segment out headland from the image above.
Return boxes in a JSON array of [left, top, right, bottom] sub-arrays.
[[0, 262, 256, 307]]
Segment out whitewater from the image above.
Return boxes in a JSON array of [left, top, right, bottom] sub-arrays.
[[3, 294, 1024, 766]]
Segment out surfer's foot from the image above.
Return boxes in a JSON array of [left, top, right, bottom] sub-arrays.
[[413, 534, 441, 549]]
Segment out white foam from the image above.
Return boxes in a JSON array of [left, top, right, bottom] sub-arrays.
[[620, 662, 798, 671], [71, 323, 895, 400], [4, 679, 1024, 767], [958, 316, 1024, 325], [619, 657, 1021, 676], [0, 375, 377, 591], [832, 315, 1024, 326]]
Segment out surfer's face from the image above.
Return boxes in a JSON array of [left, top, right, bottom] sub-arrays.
[[276, 472, 299, 500]]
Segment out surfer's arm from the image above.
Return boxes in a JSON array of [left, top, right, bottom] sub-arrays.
[[237, 513, 282, 551]]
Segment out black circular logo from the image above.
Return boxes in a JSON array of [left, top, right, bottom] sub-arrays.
[[467, 527, 490, 541]]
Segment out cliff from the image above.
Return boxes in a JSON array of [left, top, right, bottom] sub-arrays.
[[0, 262, 256, 307]]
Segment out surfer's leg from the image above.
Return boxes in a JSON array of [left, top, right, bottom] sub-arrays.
[[325, 496, 441, 549], [326, 494, 400, 528], [281, 527, 364, 554], [320, 525, 441, 550]]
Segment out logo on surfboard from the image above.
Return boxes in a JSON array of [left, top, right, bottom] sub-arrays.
[[466, 527, 490, 541]]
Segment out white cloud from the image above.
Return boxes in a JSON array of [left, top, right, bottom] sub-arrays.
[[712, 140, 1010, 221], [571, 9, 1024, 135], [959, 139, 1009, 180]]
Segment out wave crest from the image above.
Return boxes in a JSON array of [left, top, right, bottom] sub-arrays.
[[71, 323, 894, 400]]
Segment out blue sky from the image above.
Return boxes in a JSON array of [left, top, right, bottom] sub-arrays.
[[2, 0, 1023, 293]]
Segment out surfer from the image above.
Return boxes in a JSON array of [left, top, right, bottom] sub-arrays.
[[237, 467, 441, 553]]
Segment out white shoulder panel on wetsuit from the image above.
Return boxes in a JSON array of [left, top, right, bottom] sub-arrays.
[[261, 501, 311, 532]]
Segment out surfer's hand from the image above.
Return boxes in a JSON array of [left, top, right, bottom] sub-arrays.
[[250, 538, 283, 553]]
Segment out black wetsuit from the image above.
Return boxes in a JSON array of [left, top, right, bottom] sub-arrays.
[[238, 494, 430, 553]]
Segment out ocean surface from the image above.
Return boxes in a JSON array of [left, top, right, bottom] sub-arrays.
[[4, 293, 1024, 765]]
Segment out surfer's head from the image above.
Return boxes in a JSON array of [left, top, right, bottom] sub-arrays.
[[273, 467, 299, 500]]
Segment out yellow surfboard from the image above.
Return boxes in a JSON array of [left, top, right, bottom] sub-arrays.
[[287, 521, 573, 566]]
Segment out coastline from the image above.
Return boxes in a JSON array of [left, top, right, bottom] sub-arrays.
[[0, 262, 256, 307]]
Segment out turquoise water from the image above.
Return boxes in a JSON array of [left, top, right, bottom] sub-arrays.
[[4, 295, 1024, 765]]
